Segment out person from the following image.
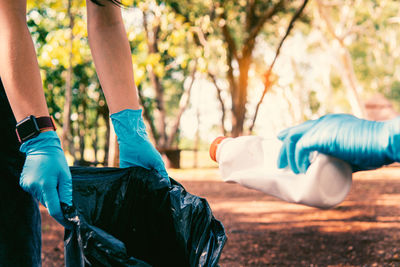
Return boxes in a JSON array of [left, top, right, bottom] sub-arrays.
[[0, 0, 168, 265], [277, 113, 400, 174]]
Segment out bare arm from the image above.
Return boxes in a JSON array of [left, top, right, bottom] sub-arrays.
[[86, 0, 140, 113], [0, 1, 72, 228], [0, 0, 49, 121]]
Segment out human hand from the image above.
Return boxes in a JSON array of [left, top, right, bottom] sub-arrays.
[[110, 109, 169, 182], [277, 114, 400, 173], [19, 131, 72, 227]]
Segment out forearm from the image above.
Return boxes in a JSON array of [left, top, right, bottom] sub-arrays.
[[0, 6, 49, 122], [277, 114, 400, 173], [87, 1, 140, 114]]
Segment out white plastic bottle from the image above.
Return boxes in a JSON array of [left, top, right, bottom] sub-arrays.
[[210, 136, 353, 209]]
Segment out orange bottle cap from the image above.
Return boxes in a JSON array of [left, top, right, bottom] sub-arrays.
[[209, 136, 227, 162]]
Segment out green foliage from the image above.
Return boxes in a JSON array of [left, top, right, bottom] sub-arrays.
[[126, 1, 201, 146], [26, 0, 400, 162], [342, 1, 400, 107], [27, 1, 108, 163], [28, 0, 201, 160]]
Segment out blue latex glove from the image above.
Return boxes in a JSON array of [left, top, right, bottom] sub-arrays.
[[277, 114, 400, 174], [19, 131, 73, 227], [110, 109, 169, 182]]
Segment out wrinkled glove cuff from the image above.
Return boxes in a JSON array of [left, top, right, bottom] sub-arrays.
[[110, 109, 147, 140], [20, 131, 61, 154]]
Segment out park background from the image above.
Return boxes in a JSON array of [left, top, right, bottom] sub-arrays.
[[26, 0, 400, 265]]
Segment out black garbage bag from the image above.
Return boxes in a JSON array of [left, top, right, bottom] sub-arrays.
[[63, 166, 226, 267]]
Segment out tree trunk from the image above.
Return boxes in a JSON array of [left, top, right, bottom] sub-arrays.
[[167, 61, 197, 148], [316, 0, 366, 118], [137, 86, 158, 143], [62, 0, 74, 151], [231, 57, 251, 137], [209, 73, 227, 135], [249, 0, 308, 132], [143, 12, 167, 148], [148, 67, 167, 147], [69, 119, 77, 161], [78, 85, 87, 161], [339, 48, 366, 118], [92, 116, 98, 164]]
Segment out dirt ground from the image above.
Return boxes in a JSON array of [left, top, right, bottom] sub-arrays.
[[41, 167, 400, 266]]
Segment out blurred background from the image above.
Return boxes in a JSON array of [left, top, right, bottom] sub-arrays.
[[27, 0, 400, 265], [26, 0, 400, 169]]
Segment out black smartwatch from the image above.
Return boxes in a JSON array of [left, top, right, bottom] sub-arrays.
[[16, 115, 56, 143]]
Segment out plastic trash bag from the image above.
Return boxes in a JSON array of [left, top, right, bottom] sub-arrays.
[[63, 166, 226, 267]]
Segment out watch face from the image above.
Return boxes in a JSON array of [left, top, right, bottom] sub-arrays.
[[16, 115, 40, 142]]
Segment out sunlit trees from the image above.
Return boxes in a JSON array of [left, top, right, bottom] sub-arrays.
[[165, 0, 309, 136], [28, 0, 110, 165], [124, 1, 200, 166], [25, 0, 400, 167], [27, 0, 200, 166], [311, 0, 400, 116]]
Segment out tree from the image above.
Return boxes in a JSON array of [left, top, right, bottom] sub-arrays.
[[125, 1, 200, 166], [315, 0, 366, 118], [28, 0, 110, 165], [166, 0, 309, 136], [310, 0, 400, 115]]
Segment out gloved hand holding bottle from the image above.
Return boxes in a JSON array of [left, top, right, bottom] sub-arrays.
[[110, 109, 169, 182], [19, 131, 73, 227], [277, 114, 400, 174]]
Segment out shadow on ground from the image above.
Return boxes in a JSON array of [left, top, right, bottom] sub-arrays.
[[41, 168, 400, 266]]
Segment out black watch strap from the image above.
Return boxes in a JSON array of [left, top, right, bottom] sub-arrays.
[[36, 116, 57, 132], [16, 115, 56, 143]]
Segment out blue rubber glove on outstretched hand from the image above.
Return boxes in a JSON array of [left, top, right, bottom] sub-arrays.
[[19, 131, 73, 227], [110, 109, 169, 182], [277, 114, 400, 174]]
